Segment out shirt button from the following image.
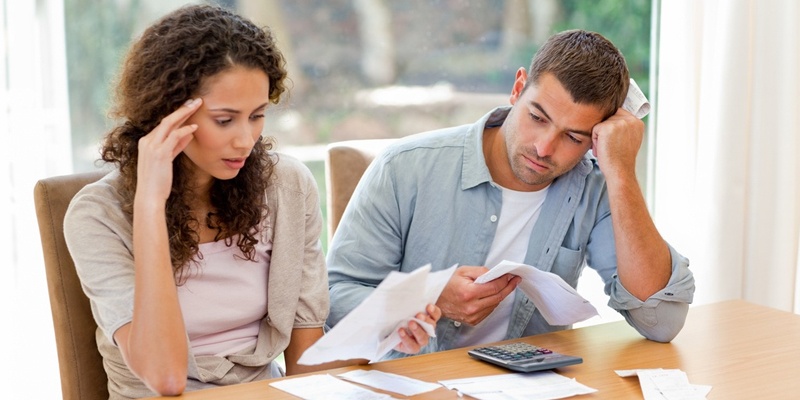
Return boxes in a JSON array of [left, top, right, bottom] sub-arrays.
[[490, 215, 498, 222], [454, 321, 462, 327]]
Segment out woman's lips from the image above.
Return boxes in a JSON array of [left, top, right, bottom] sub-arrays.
[[223, 157, 246, 169]]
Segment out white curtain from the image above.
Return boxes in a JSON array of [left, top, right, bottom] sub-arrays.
[[653, 0, 800, 313], [0, 0, 72, 397]]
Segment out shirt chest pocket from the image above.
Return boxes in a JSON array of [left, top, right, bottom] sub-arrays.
[[548, 246, 584, 287]]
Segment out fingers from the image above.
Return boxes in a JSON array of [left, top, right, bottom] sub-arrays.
[[426, 304, 442, 322], [495, 275, 522, 304], [134, 98, 203, 202], [394, 304, 443, 354], [478, 273, 518, 295], [455, 265, 491, 279], [157, 98, 203, 138], [437, 268, 519, 325], [139, 98, 203, 160], [591, 108, 644, 175], [169, 124, 198, 158], [459, 276, 519, 325], [144, 98, 203, 148], [396, 321, 428, 354]]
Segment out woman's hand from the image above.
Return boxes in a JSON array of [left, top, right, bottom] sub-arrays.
[[135, 98, 202, 203], [394, 303, 442, 354]]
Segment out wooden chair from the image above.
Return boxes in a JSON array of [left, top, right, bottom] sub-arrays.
[[34, 170, 108, 400], [324, 139, 395, 241]]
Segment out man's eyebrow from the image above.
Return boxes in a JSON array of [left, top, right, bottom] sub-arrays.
[[532, 101, 552, 122], [531, 101, 593, 137]]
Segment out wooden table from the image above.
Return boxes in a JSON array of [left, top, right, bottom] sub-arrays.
[[150, 300, 800, 399]]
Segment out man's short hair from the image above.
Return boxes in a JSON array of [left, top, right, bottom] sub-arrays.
[[526, 29, 630, 118]]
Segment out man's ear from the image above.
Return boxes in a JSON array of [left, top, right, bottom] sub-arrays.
[[510, 67, 528, 105]]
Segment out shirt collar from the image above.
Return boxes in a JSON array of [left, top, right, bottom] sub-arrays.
[[461, 106, 511, 190]]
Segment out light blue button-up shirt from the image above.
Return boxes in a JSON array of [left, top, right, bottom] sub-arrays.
[[327, 107, 695, 359]]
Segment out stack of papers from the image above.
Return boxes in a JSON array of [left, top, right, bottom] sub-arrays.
[[271, 370, 595, 399], [476, 260, 598, 326], [270, 374, 394, 399], [439, 371, 597, 399], [270, 370, 440, 398], [616, 369, 712, 399], [299, 264, 457, 364]]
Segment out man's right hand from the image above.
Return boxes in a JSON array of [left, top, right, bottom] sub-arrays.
[[436, 266, 521, 326]]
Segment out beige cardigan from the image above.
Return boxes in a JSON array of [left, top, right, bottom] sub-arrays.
[[64, 154, 329, 399]]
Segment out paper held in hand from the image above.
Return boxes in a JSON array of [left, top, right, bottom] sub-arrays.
[[298, 264, 457, 365], [475, 260, 599, 326], [622, 78, 650, 119]]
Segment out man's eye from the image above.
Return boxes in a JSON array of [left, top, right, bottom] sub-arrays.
[[567, 134, 583, 144], [529, 113, 543, 122]]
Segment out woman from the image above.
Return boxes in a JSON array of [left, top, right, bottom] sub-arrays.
[[64, 4, 440, 398]]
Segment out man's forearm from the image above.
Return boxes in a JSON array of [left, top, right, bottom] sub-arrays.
[[606, 172, 671, 301]]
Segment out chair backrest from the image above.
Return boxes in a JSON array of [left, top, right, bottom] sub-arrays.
[[325, 139, 395, 241], [34, 170, 108, 400]]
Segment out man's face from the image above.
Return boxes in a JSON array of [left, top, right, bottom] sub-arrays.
[[501, 71, 605, 191]]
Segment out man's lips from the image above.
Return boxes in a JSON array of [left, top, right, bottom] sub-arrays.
[[522, 154, 550, 172]]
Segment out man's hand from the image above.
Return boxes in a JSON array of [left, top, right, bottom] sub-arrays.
[[394, 304, 442, 354], [591, 107, 645, 180], [436, 266, 521, 326]]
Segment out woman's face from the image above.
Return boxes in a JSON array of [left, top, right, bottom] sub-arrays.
[[182, 66, 271, 188]]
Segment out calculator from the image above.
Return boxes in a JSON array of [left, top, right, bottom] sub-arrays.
[[467, 342, 583, 373]]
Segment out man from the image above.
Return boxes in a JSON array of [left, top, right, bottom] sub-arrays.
[[326, 30, 695, 358]]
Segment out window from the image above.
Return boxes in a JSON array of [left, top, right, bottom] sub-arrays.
[[65, 0, 652, 244]]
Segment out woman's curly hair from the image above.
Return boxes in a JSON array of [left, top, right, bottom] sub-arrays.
[[101, 4, 287, 281]]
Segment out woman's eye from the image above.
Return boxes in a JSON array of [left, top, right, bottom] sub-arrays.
[[250, 114, 265, 121], [216, 118, 232, 126]]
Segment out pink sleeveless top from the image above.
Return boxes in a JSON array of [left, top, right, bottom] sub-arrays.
[[177, 234, 271, 356]]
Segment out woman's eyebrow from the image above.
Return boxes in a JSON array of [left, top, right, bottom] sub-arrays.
[[208, 102, 269, 113]]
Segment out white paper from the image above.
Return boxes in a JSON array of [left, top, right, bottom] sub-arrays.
[[269, 374, 394, 399], [475, 260, 598, 326], [622, 78, 651, 119], [338, 370, 441, 397], [440, 371, 597, 400], [616, 369, 712, 400], [299, 264, 457, 365]]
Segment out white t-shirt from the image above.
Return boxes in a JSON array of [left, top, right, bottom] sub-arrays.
[[177, 235, 271, 357], [454, 184, 549, 348]]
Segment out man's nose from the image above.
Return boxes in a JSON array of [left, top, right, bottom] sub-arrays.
[[534, 130, 559, 157]]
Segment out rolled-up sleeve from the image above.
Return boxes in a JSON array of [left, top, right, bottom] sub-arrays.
[[607, 243, 695, 342]]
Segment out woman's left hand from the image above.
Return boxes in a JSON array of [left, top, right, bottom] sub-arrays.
[[394, 304, 442, 354]]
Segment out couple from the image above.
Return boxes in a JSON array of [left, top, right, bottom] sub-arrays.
[[64, 4, 694, 399]]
